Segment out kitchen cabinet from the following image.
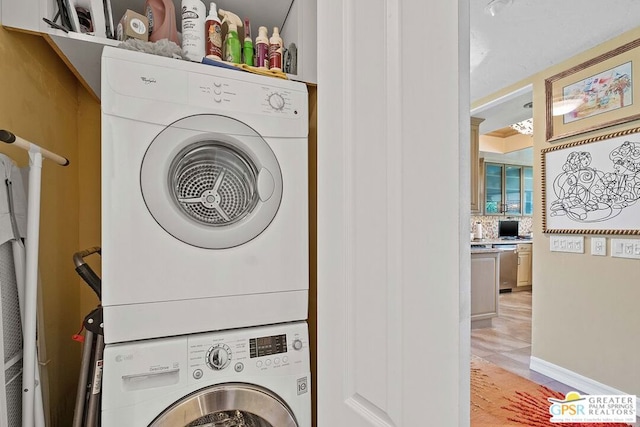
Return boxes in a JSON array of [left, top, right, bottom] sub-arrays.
[[517, 243, 532, 287], [1, 0, 317, 99], [523, 166, 533, 215], [470, 117, 484, 214], [471, 249, 500, 328], [484, 162, 533, 216]]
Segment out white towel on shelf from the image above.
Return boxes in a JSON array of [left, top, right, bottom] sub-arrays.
[[0, 155, 27, 246]]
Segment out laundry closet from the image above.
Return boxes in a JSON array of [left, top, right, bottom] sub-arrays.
[[0, 0, 318, 425]]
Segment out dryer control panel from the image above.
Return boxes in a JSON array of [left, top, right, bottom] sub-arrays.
[[189, 72, 306, 118], [187, 322, 310, 382]]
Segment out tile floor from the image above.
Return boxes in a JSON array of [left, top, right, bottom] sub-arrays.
[[471, 290, 579, 395]]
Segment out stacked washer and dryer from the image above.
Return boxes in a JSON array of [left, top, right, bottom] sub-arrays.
[[99, 46, 311, 426]]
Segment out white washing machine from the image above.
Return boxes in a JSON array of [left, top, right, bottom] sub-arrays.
[[102, 321, 311, 426], [101, 47, 309, 344]]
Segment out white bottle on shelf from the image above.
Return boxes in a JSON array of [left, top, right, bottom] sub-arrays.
[[181, 0, 206, 61]]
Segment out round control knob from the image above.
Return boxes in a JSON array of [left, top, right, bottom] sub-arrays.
[[292, 339, 303, 351], [206, 344, 232, 370], [268, 93, 285, 110]]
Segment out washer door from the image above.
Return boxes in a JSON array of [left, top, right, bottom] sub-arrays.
[[141, 115, 282, 249], [149, 383, 298, 427]]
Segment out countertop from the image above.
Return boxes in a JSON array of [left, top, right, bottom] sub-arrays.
[[471, 247, 501, 254], [471, 238, 533, 246]]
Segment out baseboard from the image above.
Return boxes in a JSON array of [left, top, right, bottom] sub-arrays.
[[530, 356, 640, 415]]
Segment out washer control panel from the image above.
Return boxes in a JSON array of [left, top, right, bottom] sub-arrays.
[[187, 322, 309, 382]]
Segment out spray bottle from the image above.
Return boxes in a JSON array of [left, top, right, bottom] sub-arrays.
[[243, 18, 254, 66], [268, 26, 283, 71], [255, 26, 269, 69], [218, 8, 242, 64], [205, 2, 222, 60]]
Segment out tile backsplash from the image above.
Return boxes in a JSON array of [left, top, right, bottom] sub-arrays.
[[471, 216, 532, 239]]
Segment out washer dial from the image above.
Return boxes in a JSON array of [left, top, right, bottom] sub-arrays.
[[268, 93, 285, 111], [206, 344, 232, 370]]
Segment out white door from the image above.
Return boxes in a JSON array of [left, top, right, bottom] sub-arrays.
[[317, 0, 470, 426]]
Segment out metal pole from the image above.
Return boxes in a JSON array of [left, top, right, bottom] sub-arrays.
[[73, 330, 95, 427], [21, 148, 42, 427], [85, 334, 104, 426]]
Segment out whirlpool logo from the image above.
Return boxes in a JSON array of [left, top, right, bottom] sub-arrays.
[[140, 77, 157, 85]]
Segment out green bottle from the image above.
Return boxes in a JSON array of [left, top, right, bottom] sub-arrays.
[[243, 18, 254, 66], [218, 9, 242, 63]]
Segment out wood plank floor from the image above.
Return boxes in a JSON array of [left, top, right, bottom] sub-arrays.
[[471, 290, 578, 395], [472, 291, 640, 425]]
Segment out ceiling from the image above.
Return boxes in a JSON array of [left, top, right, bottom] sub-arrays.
[[470, 0, 640, 134]]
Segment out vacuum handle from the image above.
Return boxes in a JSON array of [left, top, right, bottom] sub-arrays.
[[73, 247, 101, 299]]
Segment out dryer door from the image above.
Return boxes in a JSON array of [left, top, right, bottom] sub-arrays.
[[141, 115, 283, 249], [149, 383, 298, 427]]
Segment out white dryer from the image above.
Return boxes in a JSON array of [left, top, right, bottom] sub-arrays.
[[101, 47, 309, 344], [102, 321, 311, 426]]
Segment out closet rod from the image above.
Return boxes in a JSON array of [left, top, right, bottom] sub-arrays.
[[0, 130, 69, 166]]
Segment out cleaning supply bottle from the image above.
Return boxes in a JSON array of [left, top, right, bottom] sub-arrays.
[[181, 0, 206, 61], [268, 26, 283, 71], [243, 18, 254, 66], [218, 9, 242, 63], [204, 2, 222, 60], [255, 26, 269, 69], [145, 0, 179, 44]]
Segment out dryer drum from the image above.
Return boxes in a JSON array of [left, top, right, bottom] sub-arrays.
[[149, 383, 298, 427], [170, 141, 260, 226], [140, 114, 284, 249], [186, 409, 263, 426]]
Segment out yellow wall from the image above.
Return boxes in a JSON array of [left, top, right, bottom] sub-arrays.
[[77, 88, 101, 314], [479, 132, 533, 153], [528, 28, 640, 395], [0, 27, 101, 425]]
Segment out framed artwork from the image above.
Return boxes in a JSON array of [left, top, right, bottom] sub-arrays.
[[545, 38, 640, 142], [542, 127, 640, 234]]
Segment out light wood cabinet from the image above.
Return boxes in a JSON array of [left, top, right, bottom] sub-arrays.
[[470, 117, 484, 214], [471, 250, 499, 327], [517, 243, 532, 287]]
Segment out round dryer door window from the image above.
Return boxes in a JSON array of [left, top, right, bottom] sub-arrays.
[[141, 115, 283, 249], [149, 383, 298, 427]]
